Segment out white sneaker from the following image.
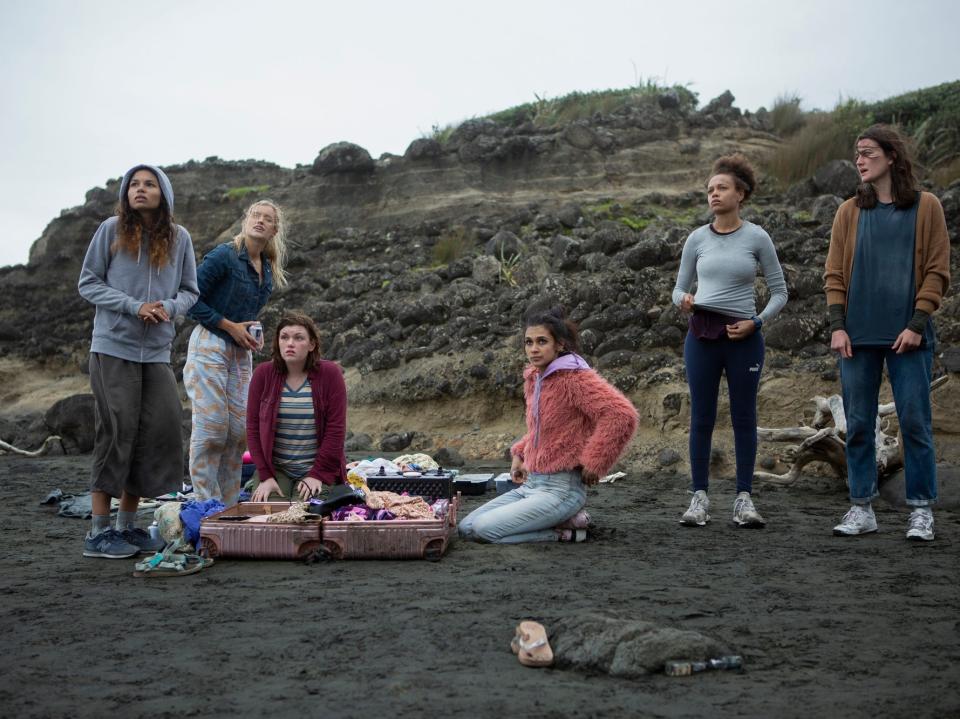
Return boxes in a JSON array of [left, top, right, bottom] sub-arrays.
[[906, 508, 934, 542], [680, 490, 710, 526], [832, 504, 878, 536], [732, 492, 766, 528]]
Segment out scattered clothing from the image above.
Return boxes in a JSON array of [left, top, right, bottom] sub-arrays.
[[179, 499, 226, 546]]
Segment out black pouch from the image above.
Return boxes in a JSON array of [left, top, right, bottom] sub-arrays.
[[307, 484, 365, 516]]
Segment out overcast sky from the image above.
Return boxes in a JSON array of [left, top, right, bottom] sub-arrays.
[[2, 0, 958, 267]]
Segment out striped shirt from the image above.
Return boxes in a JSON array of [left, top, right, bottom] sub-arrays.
[[272, 379, 317, 479]]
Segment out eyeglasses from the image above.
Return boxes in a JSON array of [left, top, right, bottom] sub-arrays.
[[249, 211, 276, 225]]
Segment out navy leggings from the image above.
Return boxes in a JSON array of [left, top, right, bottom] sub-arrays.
[[683, 330, 765, 493]]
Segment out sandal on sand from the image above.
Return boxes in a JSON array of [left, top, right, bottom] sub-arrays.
[[512, 621, 553, 667], [133, 540, 214, 578], [556, 510, 591, 530], [558, 528, 587, 542]]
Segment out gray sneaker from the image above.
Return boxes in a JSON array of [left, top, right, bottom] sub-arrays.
[[906, 508, 934, 542], [680, 490, 710, 526], [83, 528, 140, 559], [732, 492, 766, 528], [832, 504, 878, 536], [120, 527, 165, 553]]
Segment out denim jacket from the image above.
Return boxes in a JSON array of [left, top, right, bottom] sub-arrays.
[[187, 241, 273, 345]]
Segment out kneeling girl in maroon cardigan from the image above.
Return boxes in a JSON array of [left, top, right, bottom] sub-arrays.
[[459, 305, 638, 543], [247, 312, 347, 501]]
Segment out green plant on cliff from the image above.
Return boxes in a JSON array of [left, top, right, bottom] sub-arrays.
[[767, 99, 872, 185], [432, 226, 473, 265], [766, 81, 960, 186], [222, 184, 270, 202], [770, 93, 806, 137], [498, 248, 521, 286], [486, 82, 698, 128]]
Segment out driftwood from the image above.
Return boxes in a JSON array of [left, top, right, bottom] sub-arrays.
[[755, 375, 949, 484], [0, 436, 63, 457]]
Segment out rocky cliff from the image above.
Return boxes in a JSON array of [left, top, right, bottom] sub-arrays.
[[2, 88, 958, 468]]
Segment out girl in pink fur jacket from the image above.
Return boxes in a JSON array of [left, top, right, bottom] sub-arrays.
[[459, 305, 638, 544]]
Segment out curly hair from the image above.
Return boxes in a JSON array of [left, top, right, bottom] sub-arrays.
[[521, 301, 580, 354], [232, 199, 290, 289], [113, 170, 178, 268], [271, 311, 322, 373], [854, 124, 918, 210], [710, 153, 757, 204]]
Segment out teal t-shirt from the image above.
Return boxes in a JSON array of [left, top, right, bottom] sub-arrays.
[[846, 199, 931, 347]]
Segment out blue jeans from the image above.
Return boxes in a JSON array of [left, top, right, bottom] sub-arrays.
[[684, 330, 765, 494], [841, 345, 936, 507], [458, 470, 586, 544]]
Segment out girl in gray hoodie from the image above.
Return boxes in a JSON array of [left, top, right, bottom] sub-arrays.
[[77, 164, 198, 559]]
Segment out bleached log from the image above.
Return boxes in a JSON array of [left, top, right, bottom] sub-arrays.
[[756, 426, 818, 441], [754, 376, 948, 485], [0, 436, 63, 457]]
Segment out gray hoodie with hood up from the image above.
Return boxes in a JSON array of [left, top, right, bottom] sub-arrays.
[[78, 164, 199, 363]]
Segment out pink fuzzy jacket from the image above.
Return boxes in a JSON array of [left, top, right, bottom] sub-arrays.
[[511, 365, 638, 477]]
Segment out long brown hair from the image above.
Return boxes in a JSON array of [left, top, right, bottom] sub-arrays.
[[854, 124, 918, 210], [114, 169, 178, 267], [271, 312, 322, 373]]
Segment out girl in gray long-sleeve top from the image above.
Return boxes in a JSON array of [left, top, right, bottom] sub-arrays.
[[672, 154, 788, 529], [77, 163, 198, 559]]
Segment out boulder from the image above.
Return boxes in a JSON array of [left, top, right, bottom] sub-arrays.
[[622, 239, 671, 270], [551, 235, 582, 270], [380, 432, 414, 452], [563, 123, 597, 150], [658, 448, 682, 467], [812, 160, 859, 199], [434, 446, 465, 467], [44, 393, 96, 454], [484, 230, 523, 259], [471, 255, 501, 287], [811, 194, 843, 224], [344, 433, 373, 452], [311, 142, 375, 175], [764, 316, 823, 351], [557, 204, 582, 229], [404, 138, 443, 160]]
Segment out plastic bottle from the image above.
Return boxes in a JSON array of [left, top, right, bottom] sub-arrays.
[[664, 655, 743, 677], [148, 522, 161, 542]]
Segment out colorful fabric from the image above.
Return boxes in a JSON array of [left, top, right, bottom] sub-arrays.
[[179, 498, 226, 546], [511, 365, 638, 477], [532, 353, 590, 447], [184, 326, 251, 507]]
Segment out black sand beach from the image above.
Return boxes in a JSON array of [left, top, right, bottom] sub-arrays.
[[2, 454, 958, 719]]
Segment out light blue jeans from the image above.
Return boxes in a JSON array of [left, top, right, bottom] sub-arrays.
[[458, 470, 586, 544], [841, 344, 937, 507]]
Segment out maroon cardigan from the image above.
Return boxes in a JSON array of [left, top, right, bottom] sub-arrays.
[[246, 359, 347, 485]]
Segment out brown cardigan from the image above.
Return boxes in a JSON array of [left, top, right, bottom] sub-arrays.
[[824, 192, 951, 318]]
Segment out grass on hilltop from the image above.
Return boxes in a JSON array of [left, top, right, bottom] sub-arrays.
[[767, 81, 960, 187]]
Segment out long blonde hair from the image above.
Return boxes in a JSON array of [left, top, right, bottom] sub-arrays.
[[233, 199, 289, 288]]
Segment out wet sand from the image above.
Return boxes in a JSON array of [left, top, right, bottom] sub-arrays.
[[2, 455, 958, 718]]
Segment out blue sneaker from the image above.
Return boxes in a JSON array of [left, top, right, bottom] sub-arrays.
[[83, 528, 140, 559], [120, 527, 165, 553]]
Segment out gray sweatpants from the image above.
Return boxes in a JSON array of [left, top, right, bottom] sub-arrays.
[[89, 352, 183, 499]]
